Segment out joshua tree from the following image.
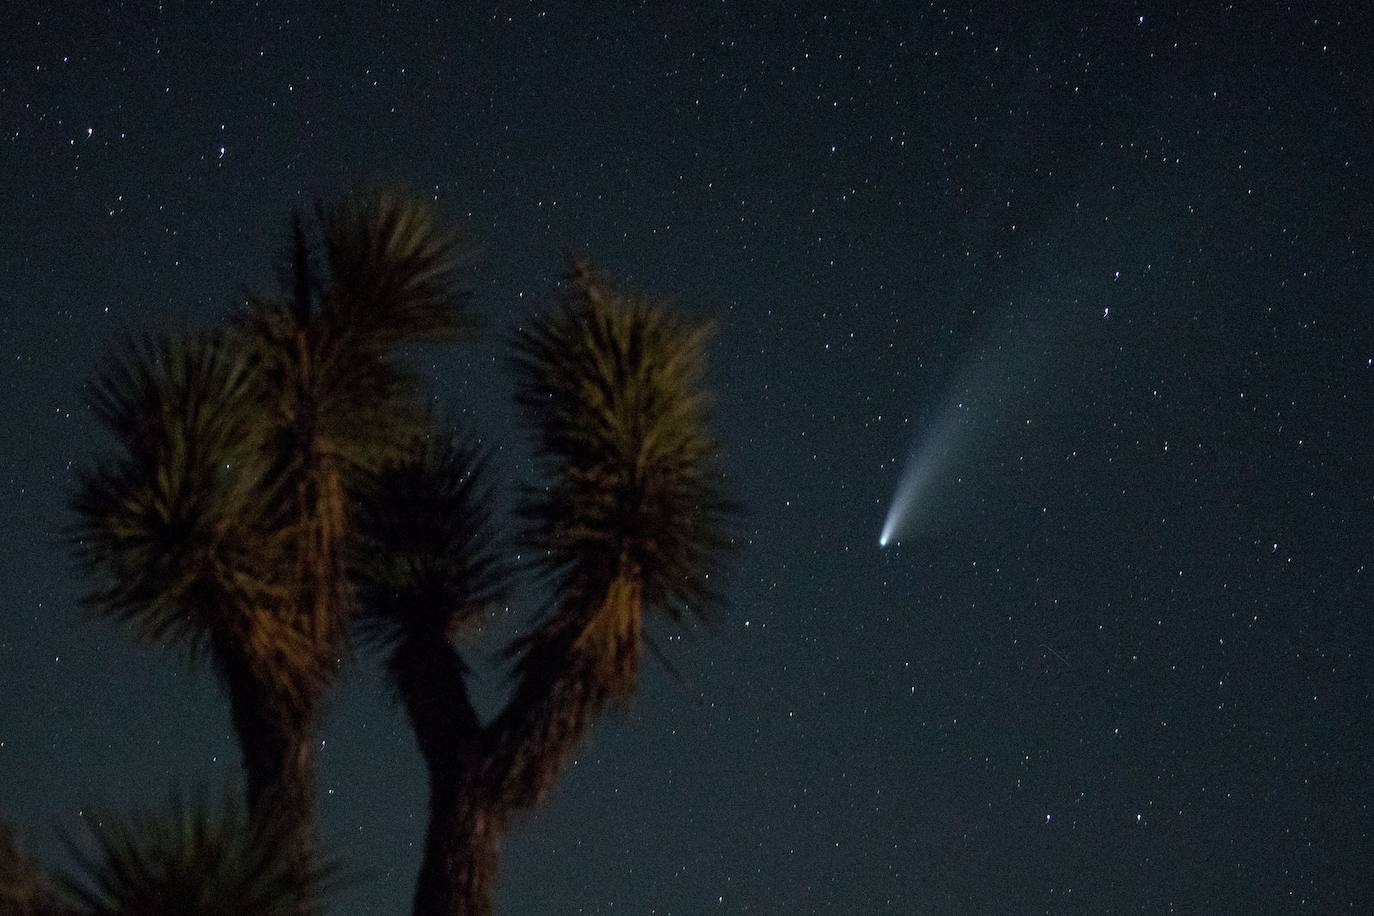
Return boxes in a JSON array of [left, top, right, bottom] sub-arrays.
[[57, 791, 332, 916], [353, 259, 732, 914], [71, 188, 730, 913], [1, 817, 65, 915], [70, 189, 472, 909]]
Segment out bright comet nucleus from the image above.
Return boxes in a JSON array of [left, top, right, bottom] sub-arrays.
[[879, 303, 1065, 549], [878, 411, 962, 548]]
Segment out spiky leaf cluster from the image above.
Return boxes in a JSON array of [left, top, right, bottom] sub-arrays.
[[71, 331, 289, 658], [1, 819, 59, 915], [72, 188, 473, 674], [352, 430, 509, 650], [239, 190, 469, 481], [510, 259, 732, 622], [324, 189, 470, 351], [59, 792, 332, 916]]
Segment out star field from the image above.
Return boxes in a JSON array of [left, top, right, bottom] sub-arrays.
[[2, 3, 1371, 913]]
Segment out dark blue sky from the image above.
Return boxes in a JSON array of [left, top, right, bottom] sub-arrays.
[[3, 3, 1371, 912]]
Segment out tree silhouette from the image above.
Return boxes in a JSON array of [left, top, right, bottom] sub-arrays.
[[57, 791, 334, 916], [1, 817, 64, 915], [353, 259, 733, 914], [70, 189, 473, 912], [66, 188, 732, 914]]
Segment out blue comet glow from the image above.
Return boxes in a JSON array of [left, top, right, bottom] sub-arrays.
[[879, 410, 966, 547]]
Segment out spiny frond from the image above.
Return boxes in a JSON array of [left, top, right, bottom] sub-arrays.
[[323, 187, 472, 352], [234, 296, 424, 480], [486, 262, 734, 814], [238, 188, 473, 475], [510, 258, 733, 624], [352, 428, 510, 652], [58, 790, 333, 916], [0, 818, 60, 916], [70, 331, 290, 658]]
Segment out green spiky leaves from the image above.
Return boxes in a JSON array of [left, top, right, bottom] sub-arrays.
[[487, 262, 735, 808], [59, 791, 333, 916], [352, 429, 510, 650], [511, 259, 732, 622], [239, 187, 473, 482], [324, 188, 471, 351], [72, 188, 476, 667], [67, 189, 739, 914], [71, 331, 289, 656], [0, 818, 57, 916]]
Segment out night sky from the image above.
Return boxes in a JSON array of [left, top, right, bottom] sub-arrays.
[[3, 4, 1372, 913]]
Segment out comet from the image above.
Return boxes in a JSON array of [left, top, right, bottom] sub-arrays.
[[878, 405, 970, 548], [878, 326, 1019, 549], [878, 284, 1112, 550]]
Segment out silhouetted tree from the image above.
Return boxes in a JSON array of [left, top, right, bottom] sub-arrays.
[[57, 790, 333, 916], [1, 817, 66, 915], [69, 187, 732, 914], [70, 189, 473, 912]]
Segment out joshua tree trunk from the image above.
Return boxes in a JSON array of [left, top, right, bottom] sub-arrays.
[[493, 572, 644, 814], [412, 785, 501, 916], [401, 572, 643, 915], [390, 637, 496, 915], [220, 639, 321, 916]]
